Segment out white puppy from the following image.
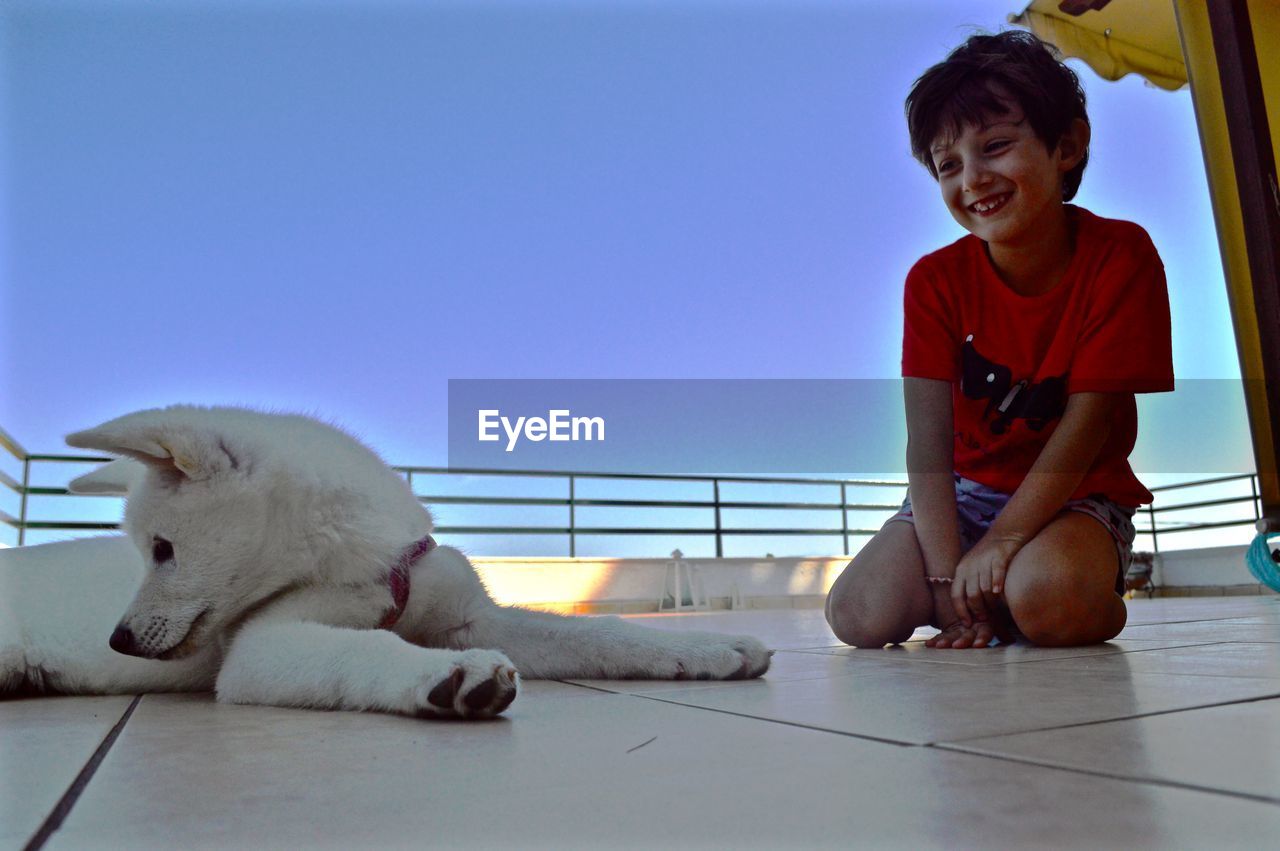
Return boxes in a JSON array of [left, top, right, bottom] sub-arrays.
[[0, 406, 771, 719]]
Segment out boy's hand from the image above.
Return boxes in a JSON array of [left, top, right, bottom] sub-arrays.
[[925, 620, 999, 649], [926, 586, 1017, 649], [951, 535, 1023, 628]]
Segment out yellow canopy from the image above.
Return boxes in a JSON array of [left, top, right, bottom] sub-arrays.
[[1012, 0, 1280, 523], [1008, 1, 1187, 90]]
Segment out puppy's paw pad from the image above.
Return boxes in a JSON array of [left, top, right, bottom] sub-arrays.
[[413, 655, 519, 720], [463, 665, 519, 717], [426, 666, 465, 710]]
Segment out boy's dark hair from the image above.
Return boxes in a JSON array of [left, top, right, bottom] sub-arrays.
[[906, 30, 1090, 201]]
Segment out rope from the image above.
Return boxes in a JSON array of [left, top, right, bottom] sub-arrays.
[[1246, 531, 1280, 593]]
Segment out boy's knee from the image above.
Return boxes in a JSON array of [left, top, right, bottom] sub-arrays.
[[1006, 575, 1125, 647], [825, 591, 913, 648], [1006, 572, 1069, 644], [1009, 605, 1074, 647]]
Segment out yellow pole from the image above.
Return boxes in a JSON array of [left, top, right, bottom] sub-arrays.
[[1173, 0, 1280, 521]]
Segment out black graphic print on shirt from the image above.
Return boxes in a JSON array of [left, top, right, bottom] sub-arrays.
[[960, 335, 1067, 435]]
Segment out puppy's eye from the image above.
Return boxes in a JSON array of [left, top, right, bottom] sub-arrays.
[[152, 537, 175, 564]]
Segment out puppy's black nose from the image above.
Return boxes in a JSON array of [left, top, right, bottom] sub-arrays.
[[109, 625, 140, 656]]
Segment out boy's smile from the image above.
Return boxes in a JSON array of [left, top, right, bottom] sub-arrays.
[[968, 192, 1012, 216]]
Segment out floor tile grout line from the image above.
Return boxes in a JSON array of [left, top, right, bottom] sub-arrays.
[[559, 676, 828, 695], [936, 690, 1280, 744], [1127, 616, 1280, 626], [629, 687, 1280, 754], [929, 742, 1280, 807], [557, 681, 923, 747], [23, 695, 143, 851], [556, 680, 622, 695], [780, 640, 1240, 669], [633, 693, 921, 747], [561, 679, 1280, 763], [992, 640, 1243, 668]]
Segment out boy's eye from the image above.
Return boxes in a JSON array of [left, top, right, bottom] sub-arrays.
[[152, 536, 175, 564], [937, 159, 957, 173], [985, 140, 1011, 153]]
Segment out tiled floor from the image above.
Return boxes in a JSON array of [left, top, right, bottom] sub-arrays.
[[4, 597, 1280, 849]]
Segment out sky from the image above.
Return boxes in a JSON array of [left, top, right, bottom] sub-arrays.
[[0, 0, 1259, 553]]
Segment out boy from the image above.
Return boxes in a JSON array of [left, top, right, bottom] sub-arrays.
[[825, 30, 1173, 649]]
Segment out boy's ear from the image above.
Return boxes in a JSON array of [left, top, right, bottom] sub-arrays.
[[1058, 118, 1091, 171]]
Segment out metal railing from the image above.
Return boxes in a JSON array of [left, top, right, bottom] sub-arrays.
[[399, 465, 906, 557], [1144, 473, 1263, 553], [0, 430, 906, 556], [1, 425, 1264, 556], [0, 426, 30, 544]]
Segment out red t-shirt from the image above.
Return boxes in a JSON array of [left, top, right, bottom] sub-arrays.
[[901, 206, 1174, 506]]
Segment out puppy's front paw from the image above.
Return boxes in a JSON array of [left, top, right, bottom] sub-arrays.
[[413, 649, 519, 719], [674, 635, 773, 681], [727, 637, 774, 680]]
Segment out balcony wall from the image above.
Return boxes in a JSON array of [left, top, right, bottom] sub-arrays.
[[1152, 544, 1276, 596], [474, 545, 1276, 614], [472, 555, 850, 614]]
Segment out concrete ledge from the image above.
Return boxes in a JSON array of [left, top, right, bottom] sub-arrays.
[[1153, 544, 1254, 587], [515, 595, 830, 616], [471, 555, 848, 612], [471, 550, 1277, 611]]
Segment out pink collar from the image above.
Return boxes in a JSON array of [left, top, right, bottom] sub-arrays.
[[379, 534, 437, 630]]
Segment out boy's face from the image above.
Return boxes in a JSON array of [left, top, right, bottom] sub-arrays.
[[929, 103, 1079, 251]]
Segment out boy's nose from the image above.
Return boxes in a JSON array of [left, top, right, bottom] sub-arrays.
[[962, 163, 992, 192]]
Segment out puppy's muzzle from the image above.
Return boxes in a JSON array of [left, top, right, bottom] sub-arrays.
[[109, 624, 143, 657], [109, 609, 209, 660]]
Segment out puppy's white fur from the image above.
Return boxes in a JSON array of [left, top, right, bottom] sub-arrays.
[[0, 406, 771, 719]]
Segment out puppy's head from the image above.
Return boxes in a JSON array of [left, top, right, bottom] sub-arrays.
[[68, 408, 271, 660]]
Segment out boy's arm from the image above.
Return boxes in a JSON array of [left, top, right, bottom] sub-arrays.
[[904, 378, 963, 625], [950, 391, 1118, 625], [985, 391, 1118, 547]]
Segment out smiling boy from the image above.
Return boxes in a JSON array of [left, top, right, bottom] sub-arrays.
[[825, 31, 1173, 649]]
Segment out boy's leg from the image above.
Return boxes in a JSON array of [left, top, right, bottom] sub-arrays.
[[825, 520, 934, 647], [1002, 512, 1127, 647]]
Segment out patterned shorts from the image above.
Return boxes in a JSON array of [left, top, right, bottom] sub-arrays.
[[889, 474, 1136, 595]]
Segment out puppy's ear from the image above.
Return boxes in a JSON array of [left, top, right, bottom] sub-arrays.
[[67, 458, 147, 495], [66, 409, 240, 482]]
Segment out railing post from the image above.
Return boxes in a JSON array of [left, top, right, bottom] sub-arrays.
[[1147, 503, 1159, 556], [1251, 474, 1261, 523], [18, 456, 30, 547], [840, 482, 849, 555], [569, 475, 576, 558], [713, 478, 723, 559]]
